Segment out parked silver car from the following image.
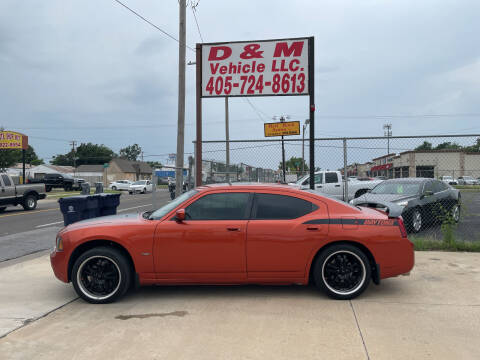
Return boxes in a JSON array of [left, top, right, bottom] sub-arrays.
[[457, 176, 478, 185]]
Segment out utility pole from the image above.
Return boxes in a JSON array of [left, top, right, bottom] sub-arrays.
[[301, 119, 310, 176], [383, 123, 392, 155], [175, 0, 186, 197], [225, 97, 230, 183], [70, 140, 77, 176]]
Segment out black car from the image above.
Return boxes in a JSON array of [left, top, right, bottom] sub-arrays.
[[351, 178, 461, 233], [30, 173, 85, 192]]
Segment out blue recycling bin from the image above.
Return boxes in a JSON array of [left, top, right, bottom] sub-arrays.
[[98, 193, 121, 216], [84, 195, 100, 218], [58, 196, 88, 226]]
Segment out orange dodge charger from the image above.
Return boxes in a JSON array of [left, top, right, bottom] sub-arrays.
[[51, 184, 414, 304]]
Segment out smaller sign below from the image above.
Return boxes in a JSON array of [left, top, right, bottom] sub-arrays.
[[264, 121, 300, 137]]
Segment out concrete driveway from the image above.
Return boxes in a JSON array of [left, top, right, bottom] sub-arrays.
[[0, 251, 479, 360]]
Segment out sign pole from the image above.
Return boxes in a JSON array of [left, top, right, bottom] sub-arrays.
[[195, 44, 203, 187], [281, 135, 286, 182], [308, 36, 315, 190], [22, 149, 26, 184], [225, 96, 230, 183]]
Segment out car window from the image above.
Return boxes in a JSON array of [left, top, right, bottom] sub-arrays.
[[423, 181, 435, 194], [371, 182, 421, 195], [186, 193, 250, 220], [325, 172, 338, 184], [253, 193, 317, 220], [433, 180, 448, 193], [1, 175, 11, 186], [314, 173, 323, 184]]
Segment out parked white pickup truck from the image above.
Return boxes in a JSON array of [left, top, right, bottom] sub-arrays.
[[290, 170, 383, 201], [0, 173, 46, 212]]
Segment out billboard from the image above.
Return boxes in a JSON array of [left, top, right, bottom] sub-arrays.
[[0, 131, 28, 150], [264, 121, 300, 137], [201, 37, 310, 97]]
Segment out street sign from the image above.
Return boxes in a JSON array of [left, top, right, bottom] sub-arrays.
[[201, 37, 310, 97], [264, 121, 300, 137], [0, 131, 28, 149]]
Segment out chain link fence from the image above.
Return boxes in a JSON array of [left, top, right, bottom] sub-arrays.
[[196, 134, 480, 242]]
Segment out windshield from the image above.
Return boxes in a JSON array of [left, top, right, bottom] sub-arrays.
[[149, 190, 198, 220], [295, 174, 309, 185], [371, 182, 421, 195], [132, 181, 145, 185]]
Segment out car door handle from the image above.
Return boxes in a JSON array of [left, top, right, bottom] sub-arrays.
[[307, 227, 318, 231], [316, 185, 322, 188], [227, 227, 240, 232], [335, 185, 341, 187]]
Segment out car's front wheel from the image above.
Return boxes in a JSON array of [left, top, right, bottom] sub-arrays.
[[314, 244, 371, 300], [71, 247, 132, 304], [22, 194, 37, 210], [409, 208, 423, 233]]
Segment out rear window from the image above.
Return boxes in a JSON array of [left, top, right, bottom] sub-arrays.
[[254, 193, 317, 220], [1, 175, 11, 186]]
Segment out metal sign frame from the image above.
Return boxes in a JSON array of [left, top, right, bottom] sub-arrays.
[[196, 36, 315, 189]]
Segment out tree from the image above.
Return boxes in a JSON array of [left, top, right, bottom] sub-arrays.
[[0, 145, 43, 170], [147, 161, 162, 168], [119, 144, 142, 161], [279, 157, 309, 172], [435, 142, 461, 150], [51, 143, 116, 166], [415, 141, 433, 150], [464, 138, 480, 153]]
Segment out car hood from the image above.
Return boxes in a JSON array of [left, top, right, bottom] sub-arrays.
[[64, 213, 144, 230], [352, 193, 418, 204]]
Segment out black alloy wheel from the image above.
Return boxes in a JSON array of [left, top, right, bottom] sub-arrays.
[[72, 247, 131, 304], [314, 244, 371, 300]]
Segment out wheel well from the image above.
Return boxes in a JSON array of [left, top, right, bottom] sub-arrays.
[[23, 191, 38, 200], [308, 240, 378, 284], [67, 240, 136, 282], [354, 189, 368, 198]]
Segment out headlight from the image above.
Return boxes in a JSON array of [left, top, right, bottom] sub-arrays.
[[55, 235, 64, 252], [397, 200, 408, 207]]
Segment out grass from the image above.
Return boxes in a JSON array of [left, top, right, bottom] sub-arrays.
[[453, 185, 480, 191], [410, 236, 480, 252], [46, 189, 122, 199]]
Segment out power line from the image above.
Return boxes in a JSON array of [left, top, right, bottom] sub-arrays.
[[244, 98, 268, 123], [191, 6, 204, 43], [112, 0, 195, 52]]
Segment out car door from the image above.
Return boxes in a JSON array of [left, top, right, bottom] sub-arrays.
[[153, 191, 251, 282], [321, 172, 343, 200], [1, 175, 16, 203], [420, 180, 438, 222], [433, 180, 454, 212], [246, 192, 329, 280]]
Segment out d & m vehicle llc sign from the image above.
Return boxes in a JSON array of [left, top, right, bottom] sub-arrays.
[[201, 38, 310, 97]]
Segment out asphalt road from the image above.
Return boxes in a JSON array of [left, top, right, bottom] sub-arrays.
[[0, 190, 171, 237], [0, 191, 171, 262]]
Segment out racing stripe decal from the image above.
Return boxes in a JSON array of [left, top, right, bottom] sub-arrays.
[[303, 219, 399, 226]]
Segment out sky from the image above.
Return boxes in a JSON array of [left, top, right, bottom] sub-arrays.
[[1, 0, 479, 168]]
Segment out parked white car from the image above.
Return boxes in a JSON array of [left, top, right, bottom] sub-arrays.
[[108, 180, 133, 191], [290, 170, 383, 201], [129, 180, 153, 194], [457, 176, 478, 185], [439, 176, 458, 185]]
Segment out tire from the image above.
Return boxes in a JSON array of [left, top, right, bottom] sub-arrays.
[[22, 194, 37, 210], [71, 247, 132, 304], [111, 186, 117, 191], [142, 187, 146, 194], [408, 208, 423, 233], [313, 244, 371, 300], [451, 203, 460, 223], [45, 186, 52, 192]]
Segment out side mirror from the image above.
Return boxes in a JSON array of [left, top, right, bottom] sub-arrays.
[[175, 209, 186, 222]]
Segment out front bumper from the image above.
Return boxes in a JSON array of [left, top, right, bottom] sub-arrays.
[[50, 249, 69, 283]]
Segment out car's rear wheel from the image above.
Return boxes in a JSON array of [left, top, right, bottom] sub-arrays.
[[72, 247, 131, 304], [45, 185, 52, 192], [314, 244, 371, 300], [22, 194, 37, 210], [111, 186, 117, 191]]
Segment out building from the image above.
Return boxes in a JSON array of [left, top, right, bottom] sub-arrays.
[[105, 158, 152, 183], [346, 150, 480, 179], [76, 164, 104, 184], [26, 164, 75, 179]]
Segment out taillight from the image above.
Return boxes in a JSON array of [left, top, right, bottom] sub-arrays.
[[397, 217, 408, 238]]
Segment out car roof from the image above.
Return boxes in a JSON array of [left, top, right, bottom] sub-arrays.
[[382, 177, 431, 183], [197, 182, 297, 191]]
